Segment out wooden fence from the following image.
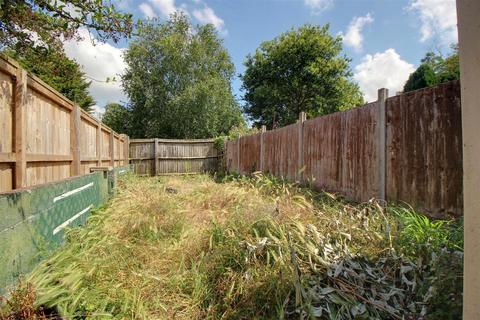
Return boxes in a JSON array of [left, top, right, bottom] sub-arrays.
[[226, 81, 463, 218], [129, 139, 218, 175], [0, 54, 129, 193]]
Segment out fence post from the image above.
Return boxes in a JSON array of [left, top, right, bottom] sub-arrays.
[[109, 129, 115, 167], [71, 104, 81, 177], [96, 121, 102, 166], [377, 88, 388, 201], [14, 68, 27, 188], [153, 138, 159, 176], [457, 0, 480, 317], [260, 125, 266, 172], [298, 112, 306, 183]]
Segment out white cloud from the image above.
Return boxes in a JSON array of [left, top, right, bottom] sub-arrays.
[[149, 0, 178, 17], [192, 4, 226, 34], [304, 0, 333, 14], [353, 49, 415, 102], [91, 104, 106, 120], [63, 29, 127, 108], [139, 3, 157, 18], [341, 13, 373, 52], [407, 0, 457, 45]]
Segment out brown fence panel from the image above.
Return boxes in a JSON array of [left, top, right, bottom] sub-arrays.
[[239, 133, 261, 174], [129, 139, 218, 175], [386, 81, 462, 217], [0, 60, 16, 192], [225, 81, 462, 217], [303, 102, 379, 201], [225, 139, 238, 173], [263, 124, 300, 181], [129, 139, 155, 175], [0, 54, 128, 193]]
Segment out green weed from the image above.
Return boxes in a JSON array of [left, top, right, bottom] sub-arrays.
[[0, 173, 464, 319]]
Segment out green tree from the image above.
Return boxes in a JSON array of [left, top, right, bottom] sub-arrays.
[[0, 0, 133, 53], [6, 47, 95, 111], [403, 64, 437, 92], [242, 24, 363, 129], [122, 14, 244, 139], [403, 45, 460, 92], [102, 103, 130, 133]]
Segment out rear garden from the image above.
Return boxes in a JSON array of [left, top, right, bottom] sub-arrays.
[[0, 173, 463, 319]]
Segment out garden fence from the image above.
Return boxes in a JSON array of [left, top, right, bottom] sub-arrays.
[[0, 54, 129, 193], [129, 138, 218, 175], [225, 81, 462, 218]]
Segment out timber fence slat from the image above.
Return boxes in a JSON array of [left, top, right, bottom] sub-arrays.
[[226, 80, 463, 218], [0, 54, 129, 193], [129, 138, 218, 175]]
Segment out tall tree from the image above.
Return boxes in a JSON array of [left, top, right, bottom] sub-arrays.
[[122, 14, 244, 139], [403, 64, 437, 93], [102, 102, 130, 133], [403, 45, 460, 92], [0, 0, 133, 53], [6, 47, 95, 111], [242, 24, 363, 129]]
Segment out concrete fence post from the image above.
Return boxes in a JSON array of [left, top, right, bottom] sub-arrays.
[[297, 112, 306, 183], [260, 125, 266, 172], [377, 88, 388, 201], [457, 0, 480, 318]]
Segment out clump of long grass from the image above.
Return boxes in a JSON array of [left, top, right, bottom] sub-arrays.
[[0, 172, 463, 319]]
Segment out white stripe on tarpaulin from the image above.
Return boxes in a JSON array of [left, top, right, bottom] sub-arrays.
[[53, 182, 94, 203], [52, 205, 93, 235]]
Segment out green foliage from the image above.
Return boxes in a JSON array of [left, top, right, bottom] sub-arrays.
[[242, 24, 364, 129], [227, 123, 260, 139], [5, 47, 95, 112], [403, 64, 437, 93], [392, 206, 463, 319], [122, 14, 245, 139], [1, 174, 463, 319], [403, 45, 460, 92], [101, 103, 130, 133], [393, 207, 463, 258], [0, 0, 133, 53]]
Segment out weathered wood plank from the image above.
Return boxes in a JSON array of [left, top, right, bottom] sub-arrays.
[[129, 139, 218, 175], [14, 69, 27, 188]]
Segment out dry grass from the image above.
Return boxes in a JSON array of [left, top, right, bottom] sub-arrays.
[[0, 173, 463, 319]]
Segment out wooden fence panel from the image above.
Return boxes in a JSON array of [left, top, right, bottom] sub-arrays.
[[129, 140, 155, 175], [0, 67, 14, 191], [80, 115, 98, 175], [0, 54, 128, 193], [263, 124, 300, 181], [0, 70, 13, 154], [130, 139, 217, 175], [386, 81, 462, 217], [101, 128, 111, 166], [239, 133, 261, 174], [302, 102, 379, 202], [226, 81, 462, 217]]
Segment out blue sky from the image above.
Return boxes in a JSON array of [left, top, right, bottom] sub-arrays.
[[63, 0, 458, 117]]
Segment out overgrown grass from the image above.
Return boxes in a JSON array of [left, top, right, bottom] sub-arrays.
[[0, 173, 463, 319]]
